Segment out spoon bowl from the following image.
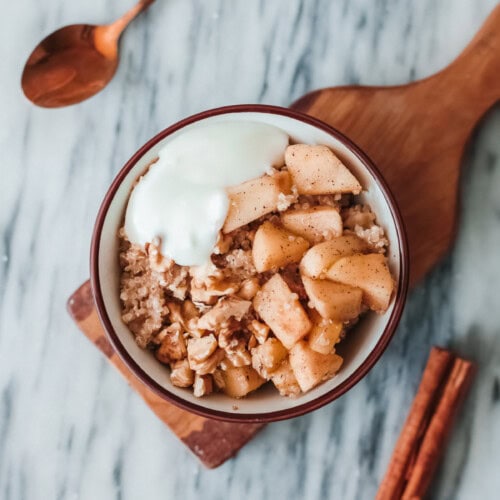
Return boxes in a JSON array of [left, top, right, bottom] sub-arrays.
[[21, 0, 154, 108]]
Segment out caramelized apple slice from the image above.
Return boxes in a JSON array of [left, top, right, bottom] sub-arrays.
[[252, 221, 309, 272], [281, 206, 342, 243], [326, 254, 394, 312], [285, 144, 362, 195], [223, 171, 292, 233], [300, 235, 368, 278], [302, 275, 363, 321]]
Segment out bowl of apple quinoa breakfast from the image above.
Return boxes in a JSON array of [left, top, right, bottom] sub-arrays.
[[91, 105, 409, 422]]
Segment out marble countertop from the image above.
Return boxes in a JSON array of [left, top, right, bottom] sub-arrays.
[[1, 0, 500, 498]]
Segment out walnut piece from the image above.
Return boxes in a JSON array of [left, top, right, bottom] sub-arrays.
[[193, 374, 213, 397], [197, 297, 251, 331], [189, 348, 225, 375], [225, 339, 252, 367], [170, 359, 194, 388], [187, 334, 218, 364], [155, 324, 187, 364], [237, 277, 260, 300], [247, 320, 270, 344]]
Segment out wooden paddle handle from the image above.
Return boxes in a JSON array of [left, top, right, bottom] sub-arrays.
[[438, 4, 500, 114]]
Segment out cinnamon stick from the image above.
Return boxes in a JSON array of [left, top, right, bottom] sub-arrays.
[[402, 357, 475, 498], [376, 347, 475, 500]]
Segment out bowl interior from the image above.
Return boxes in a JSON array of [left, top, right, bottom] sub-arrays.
[[95, 109, 405, 418]]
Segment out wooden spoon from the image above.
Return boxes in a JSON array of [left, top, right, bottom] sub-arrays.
[[21, 0, 155, 108], [291, 4, 500, 286]]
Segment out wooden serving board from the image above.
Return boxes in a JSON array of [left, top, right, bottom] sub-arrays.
[[67, 5, 500, 468]]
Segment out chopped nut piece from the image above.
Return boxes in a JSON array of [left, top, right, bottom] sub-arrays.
[[197, 297, 251, 331], [217, 320, 241, 350], [247, 320, 270, 344], [170, 359, 194, 388], [189, 348, 225, 375], [237, 277, 260, 300], [155, 323, 187, 364], [193, 374, 213, 397], [187, 334, 218, 363], [247, 335, 258, 350], [168, 300, 200, 330], [225, 342, 252, 367], [190, 280, 239, 305]]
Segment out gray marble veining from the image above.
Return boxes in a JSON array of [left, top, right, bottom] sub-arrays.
[[1, 0, 499, 499]]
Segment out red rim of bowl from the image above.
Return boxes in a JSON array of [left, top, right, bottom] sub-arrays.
[[90, 104, 410, 423]]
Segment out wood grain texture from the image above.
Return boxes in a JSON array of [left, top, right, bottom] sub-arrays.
[[291, 3, 500, 286], [67, 281, 264, 469]]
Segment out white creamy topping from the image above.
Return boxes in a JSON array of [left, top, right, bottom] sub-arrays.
[[124, 121, 289, 266]]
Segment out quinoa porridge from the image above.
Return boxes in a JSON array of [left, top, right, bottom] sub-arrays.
[[119, 123, 395, 399]]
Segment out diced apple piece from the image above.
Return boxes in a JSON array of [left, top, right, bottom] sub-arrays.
[[289, 341, 343, 392], [285, 144, 362, 195], [300, 235, 369, 278], [326, 254, 394, 312], [271, 359, 301, 397], [252, 221, 309, 272], [253, 274, 312, 349], [302, 275, 362, 321], [223, 171, 292, 233], [251, 338, 288, 378], [281, 207, 342, 243], [221, 366, 266, 398], [308, 310, 343, 355]]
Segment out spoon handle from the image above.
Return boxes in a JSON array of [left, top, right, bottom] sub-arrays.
[[94, 0, 155, 58], [108, 0, 155, 39]]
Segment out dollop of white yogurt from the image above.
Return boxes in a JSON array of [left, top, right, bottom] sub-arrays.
[[124, 121, 289, 266]]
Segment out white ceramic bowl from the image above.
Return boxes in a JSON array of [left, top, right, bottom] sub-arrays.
[[91, 105, 409, 422]]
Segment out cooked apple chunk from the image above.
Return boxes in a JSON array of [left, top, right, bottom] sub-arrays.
[[271, 359, 301, 397], [252, 221, 309, 272], [253, 274, 312, 349], [285, 144, 362, 195], [223, 171, 292, 233], [326, 253, 394, 312], [251, 338, 288, 378], [302, 275, 362, 321], [308, 310, 343, 355], [281, 206, 342, 243], [300, 235, 368, 279], [221, 365, 266, 398], [289, 341, 343, 392]]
